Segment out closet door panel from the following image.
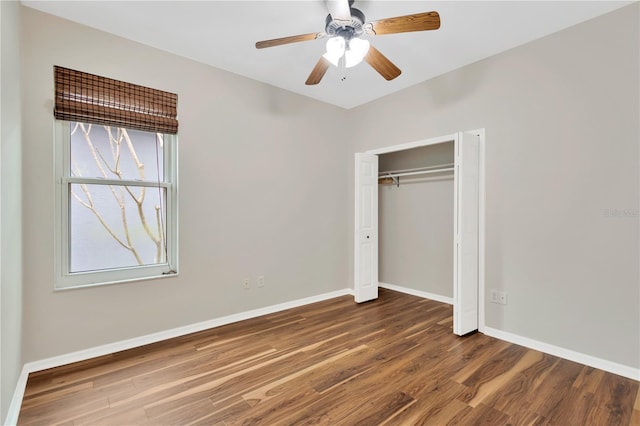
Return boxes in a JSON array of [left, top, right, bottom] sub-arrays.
[[355, 153, 379, 303], [454, 132, 479, 335]]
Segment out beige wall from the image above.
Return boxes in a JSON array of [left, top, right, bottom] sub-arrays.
[[379, 178, 454, 297], [1, 0, 24, 421], [20, 7, 350, 362], [350, 4, 639, 368]]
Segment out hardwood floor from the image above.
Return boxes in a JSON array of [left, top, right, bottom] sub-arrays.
[[18, 289, 640, 425]]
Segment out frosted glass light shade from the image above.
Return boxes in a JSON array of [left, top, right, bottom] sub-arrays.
[[323, 36, 346, 67], [345, 38, 370, 68], [326, 36, 345, 56], [323, 51, 341, 67]]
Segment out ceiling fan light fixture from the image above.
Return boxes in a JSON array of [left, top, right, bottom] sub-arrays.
[[345, 37, 370, 68], [256, 2, 441, 85]]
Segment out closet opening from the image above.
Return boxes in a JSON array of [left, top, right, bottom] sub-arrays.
[[378, 141, 455, 306], [354, 130, 484, 336]]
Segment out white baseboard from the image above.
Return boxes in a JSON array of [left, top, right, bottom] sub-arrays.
[[5, 288, 354, 425], [378, 284, 639, 381], [379, 282, 453, 305], [483, 326, 640, 381], [4, 366, 29, 426]]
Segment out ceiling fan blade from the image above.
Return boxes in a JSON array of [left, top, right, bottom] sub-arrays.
[[256, 33, 322, 49], [305, 57, 331, 85], [369, 11, 440, 35], [327, 0, 351, 23], [365, 45, 401, 81]]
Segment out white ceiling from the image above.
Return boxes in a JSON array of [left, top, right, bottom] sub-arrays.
[[23, 1, 632, 109]]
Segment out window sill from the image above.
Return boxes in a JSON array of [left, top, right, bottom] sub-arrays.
[[54, 270, 179, 292]]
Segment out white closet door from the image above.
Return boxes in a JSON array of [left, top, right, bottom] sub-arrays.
[[454, 132, 480, 335], [354, 153, 378, 303]]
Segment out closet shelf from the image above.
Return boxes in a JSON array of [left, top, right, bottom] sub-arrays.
[[378, 163, 454, 186]]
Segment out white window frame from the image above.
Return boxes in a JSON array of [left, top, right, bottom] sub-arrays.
[[54, 120, 179, 290]]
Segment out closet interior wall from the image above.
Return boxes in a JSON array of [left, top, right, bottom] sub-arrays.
[[378, 142, 455, 298]]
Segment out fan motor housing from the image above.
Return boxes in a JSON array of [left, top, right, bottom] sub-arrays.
[[325, 7, 366, 40]]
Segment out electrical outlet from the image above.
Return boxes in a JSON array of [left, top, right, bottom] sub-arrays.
[[243, 278, 250, 290], [490, 290, 507, 305], [258, 275, 265, 288]]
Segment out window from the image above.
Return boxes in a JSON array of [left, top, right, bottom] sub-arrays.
[[54, 67, 178, 289]]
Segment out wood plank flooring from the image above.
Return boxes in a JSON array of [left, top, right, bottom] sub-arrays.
[[18, 289, 640, 425]]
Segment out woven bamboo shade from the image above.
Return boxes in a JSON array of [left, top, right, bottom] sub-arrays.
[[54, 66, 178, 134]]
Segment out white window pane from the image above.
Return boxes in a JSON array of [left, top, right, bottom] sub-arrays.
[[69, 183, 167, 273], [70, 122, 164, 182]]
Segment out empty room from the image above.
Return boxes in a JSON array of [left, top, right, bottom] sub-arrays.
[[1, 0, 639, 425]]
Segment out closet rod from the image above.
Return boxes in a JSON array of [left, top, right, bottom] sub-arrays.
[[379, 163, 454, 178], [381, 167, 454, 179]]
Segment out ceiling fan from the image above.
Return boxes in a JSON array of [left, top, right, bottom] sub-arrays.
[[255, 0, 441, 85]]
